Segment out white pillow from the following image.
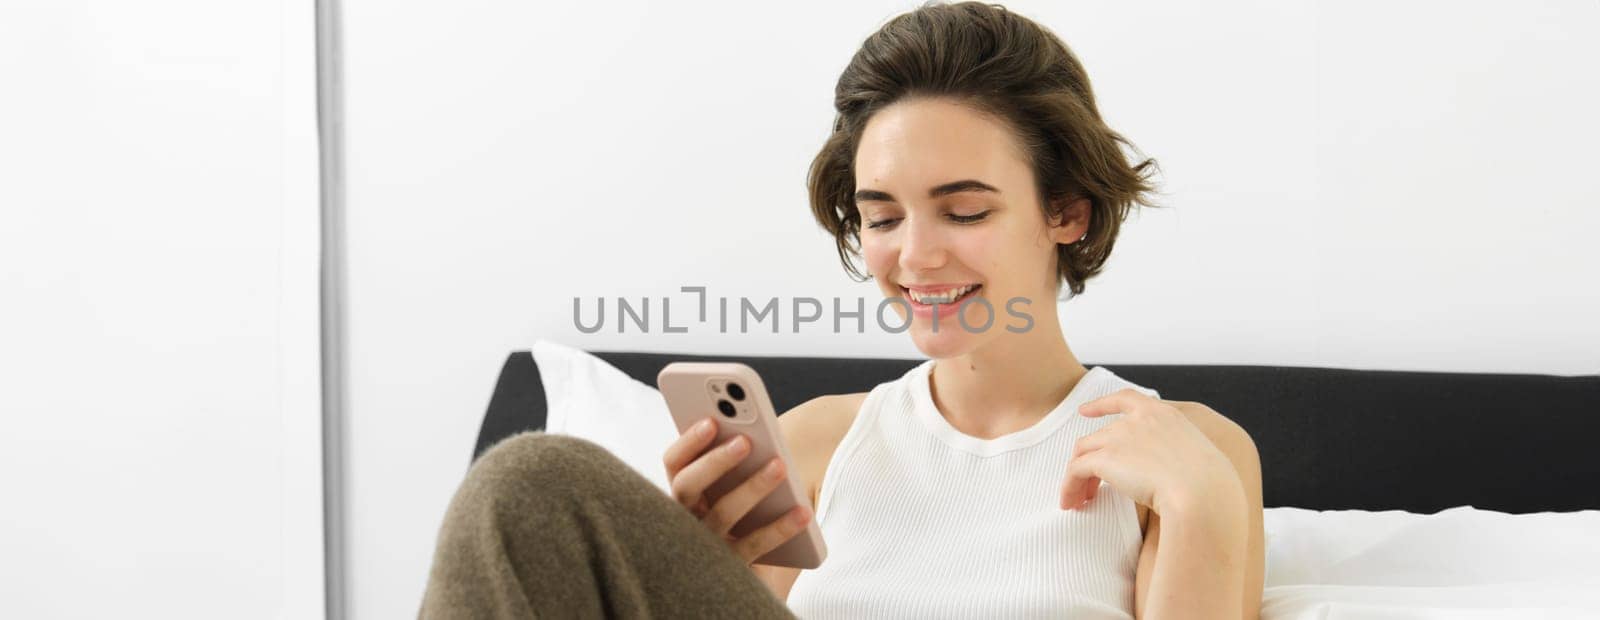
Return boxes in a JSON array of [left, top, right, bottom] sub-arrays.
[[531, 339, 680, 495], [1262, 505, 1600, 618]]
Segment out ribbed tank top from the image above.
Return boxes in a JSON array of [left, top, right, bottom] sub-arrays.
[[785, 359, 1161, 619]]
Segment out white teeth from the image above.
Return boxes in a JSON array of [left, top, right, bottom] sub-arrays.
[[906, 284, 977, 304]]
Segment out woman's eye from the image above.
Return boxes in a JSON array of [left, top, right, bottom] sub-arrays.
[[865, 211, 989, 229], [948, 210, 992, 224]]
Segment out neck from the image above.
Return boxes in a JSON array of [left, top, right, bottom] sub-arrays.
[[927, 311, 1088, 439]]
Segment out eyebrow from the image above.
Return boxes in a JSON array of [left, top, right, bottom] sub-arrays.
[[853, 179, 1001, 204]]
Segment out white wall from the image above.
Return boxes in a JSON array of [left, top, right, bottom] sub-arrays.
[[0, 2, 325, 618], [340, 1, 1600, 617]]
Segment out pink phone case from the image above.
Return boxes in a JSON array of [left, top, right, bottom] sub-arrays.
[[657, 362, 827, 569]]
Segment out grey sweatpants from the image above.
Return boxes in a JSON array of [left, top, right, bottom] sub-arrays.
[[418, 431, 799, 619]]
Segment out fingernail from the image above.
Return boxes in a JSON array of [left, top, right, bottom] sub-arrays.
[[697, 419, 713, 435], [791, 506, 811, 524], [726, 435, 748, 454], [765, 458, 783, 478]]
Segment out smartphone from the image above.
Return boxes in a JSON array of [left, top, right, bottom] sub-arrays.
[[656, 362, 827, 569]]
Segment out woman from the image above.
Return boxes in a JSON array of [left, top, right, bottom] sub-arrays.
[[421, 3, 1263, 619]]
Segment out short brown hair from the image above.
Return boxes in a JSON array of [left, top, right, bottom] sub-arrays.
[[807, 1, 1159, 297]]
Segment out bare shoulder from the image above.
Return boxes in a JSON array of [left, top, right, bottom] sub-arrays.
[[1166, 399, 1262, 514], [778, 392, 868, 508], [1166, 399, 1256, 458], [1130, 400, 1257, 535]]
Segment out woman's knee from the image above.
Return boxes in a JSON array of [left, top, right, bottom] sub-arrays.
[[467, 431, 630, 501]]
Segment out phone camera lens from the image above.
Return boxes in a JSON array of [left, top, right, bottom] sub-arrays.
[[726, 383, 745, 401], [717, 399, 736, 417]]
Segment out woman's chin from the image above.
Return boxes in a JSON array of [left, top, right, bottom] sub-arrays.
[[908, 319, 984, 359]]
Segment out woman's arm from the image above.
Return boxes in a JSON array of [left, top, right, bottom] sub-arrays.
[[1133, 403, 1264, 620]]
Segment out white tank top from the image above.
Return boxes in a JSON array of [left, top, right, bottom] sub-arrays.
[[785, 359, 1161, 619]]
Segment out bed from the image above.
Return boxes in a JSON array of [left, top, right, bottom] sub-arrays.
[[471, 342, 1600, 618]]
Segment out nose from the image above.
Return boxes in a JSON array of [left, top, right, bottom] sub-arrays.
[[897, 212, 947, 274]]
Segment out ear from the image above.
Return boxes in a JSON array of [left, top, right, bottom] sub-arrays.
[[1046, 196, 1091, 245]]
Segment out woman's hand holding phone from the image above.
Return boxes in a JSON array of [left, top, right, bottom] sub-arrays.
[[662, 416, 814, 565]]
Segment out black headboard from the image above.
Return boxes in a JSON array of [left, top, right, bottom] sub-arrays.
[[476, 350, 1600, 514]]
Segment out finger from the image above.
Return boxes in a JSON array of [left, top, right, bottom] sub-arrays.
[[1062, 474, 1100, 511], [662, 418, 719, 478], [1059, 450, 1105, 510], [732, 504, 813, 564], [687, 497, 711, 520], [669, 433, 750, 510], [1070, 428, 1113, 460], [705, 456, 788, 536], [1078, 389, 1147, 418]]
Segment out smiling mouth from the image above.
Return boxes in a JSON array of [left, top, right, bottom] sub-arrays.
[[900, 284, 983, 306]]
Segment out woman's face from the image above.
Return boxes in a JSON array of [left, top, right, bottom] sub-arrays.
[[854, 97, 1086, 359]]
